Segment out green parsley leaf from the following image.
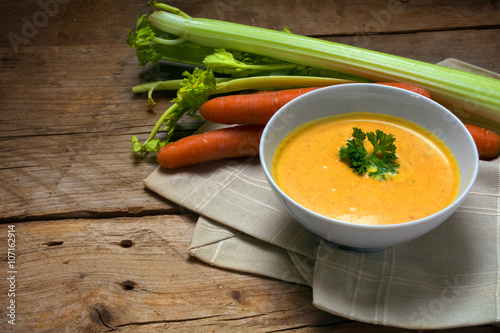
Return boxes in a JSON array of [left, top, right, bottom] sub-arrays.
[[339, 127, 399, 181]]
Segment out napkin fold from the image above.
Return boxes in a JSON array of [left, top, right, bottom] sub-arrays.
[[144, 59, 500, 329]]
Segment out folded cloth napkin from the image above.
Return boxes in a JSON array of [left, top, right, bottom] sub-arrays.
[[144, 59, 500, 330]]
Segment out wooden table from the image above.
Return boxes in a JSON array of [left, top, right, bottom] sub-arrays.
[[1, 1, 499, 331]]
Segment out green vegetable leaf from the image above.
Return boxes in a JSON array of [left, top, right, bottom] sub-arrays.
[[126, 14, 164, 66], [132, 68, 217, 155], [132, 136, 165, 154], [201, 48, 367, 81], [339, 127, 399, 181], [126, 13, 213, 67], [203, 48, 298, 77], [172, 68, 217, 113]]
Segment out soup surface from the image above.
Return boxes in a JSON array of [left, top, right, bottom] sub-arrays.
[[273, 112, 460, 225]]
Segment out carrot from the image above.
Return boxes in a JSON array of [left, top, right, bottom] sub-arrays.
[[157, 125, 264, 169], [199, 87, 321, 125], [464, 123, 500, 160], [374, 82, 431, 98], [199, 83, 431, 126]]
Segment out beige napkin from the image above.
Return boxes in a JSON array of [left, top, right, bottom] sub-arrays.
[[144, 59, 500, 329]]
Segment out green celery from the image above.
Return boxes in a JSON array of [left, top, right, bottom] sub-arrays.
[[133, 77, 233, 106], [132, 75, 358, 105], [131, 2, 500, 132], [127, 11, 367, 81]]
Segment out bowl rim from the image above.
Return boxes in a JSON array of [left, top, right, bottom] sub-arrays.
[[259, 83, 479, 230]]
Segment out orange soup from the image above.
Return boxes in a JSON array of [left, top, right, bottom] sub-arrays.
[[272, 112, 460, 225]]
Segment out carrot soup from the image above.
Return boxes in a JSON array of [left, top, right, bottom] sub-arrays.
[[272, 112, 460, 225]]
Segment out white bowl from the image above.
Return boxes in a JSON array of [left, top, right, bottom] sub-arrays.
[[260, 83, 478, 251]]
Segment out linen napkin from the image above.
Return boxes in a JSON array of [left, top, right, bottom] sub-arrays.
[[144, 59, 500, 329]]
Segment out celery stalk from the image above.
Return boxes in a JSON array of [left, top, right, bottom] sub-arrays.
[[132, 76, 357, 99], [132, 77, 232, 105], [213, 76, 357, 94], [143, 3, 500, 132]]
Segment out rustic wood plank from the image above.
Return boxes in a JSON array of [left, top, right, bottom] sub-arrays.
[[0, 134, 176, 221], [1, 0, 498, 50], [1, 215, 499, 332], [0, 41, 188, 220], [0, 216, 344, 332], [177, 0, 500, 36]]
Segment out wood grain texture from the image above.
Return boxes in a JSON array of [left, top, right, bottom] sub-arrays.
[[1, 217, 498, 332], [0, 0, 499, 331], [0, 216, 345, 332], [1, 0, 498, 49]]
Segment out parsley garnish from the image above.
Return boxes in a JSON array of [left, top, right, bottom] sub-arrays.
[[339, 127, 399, 181]]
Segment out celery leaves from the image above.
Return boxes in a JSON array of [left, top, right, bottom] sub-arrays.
[[203, 49, 297, 77], [126, 14, 214, 67], [132, 68, 217, 155], [126, 14, 164, 66], [339, 127, 399, 181], [202, 49, 367, 80]]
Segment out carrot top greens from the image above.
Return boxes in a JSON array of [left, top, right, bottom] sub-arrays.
[[339, 127, 399, 181]]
